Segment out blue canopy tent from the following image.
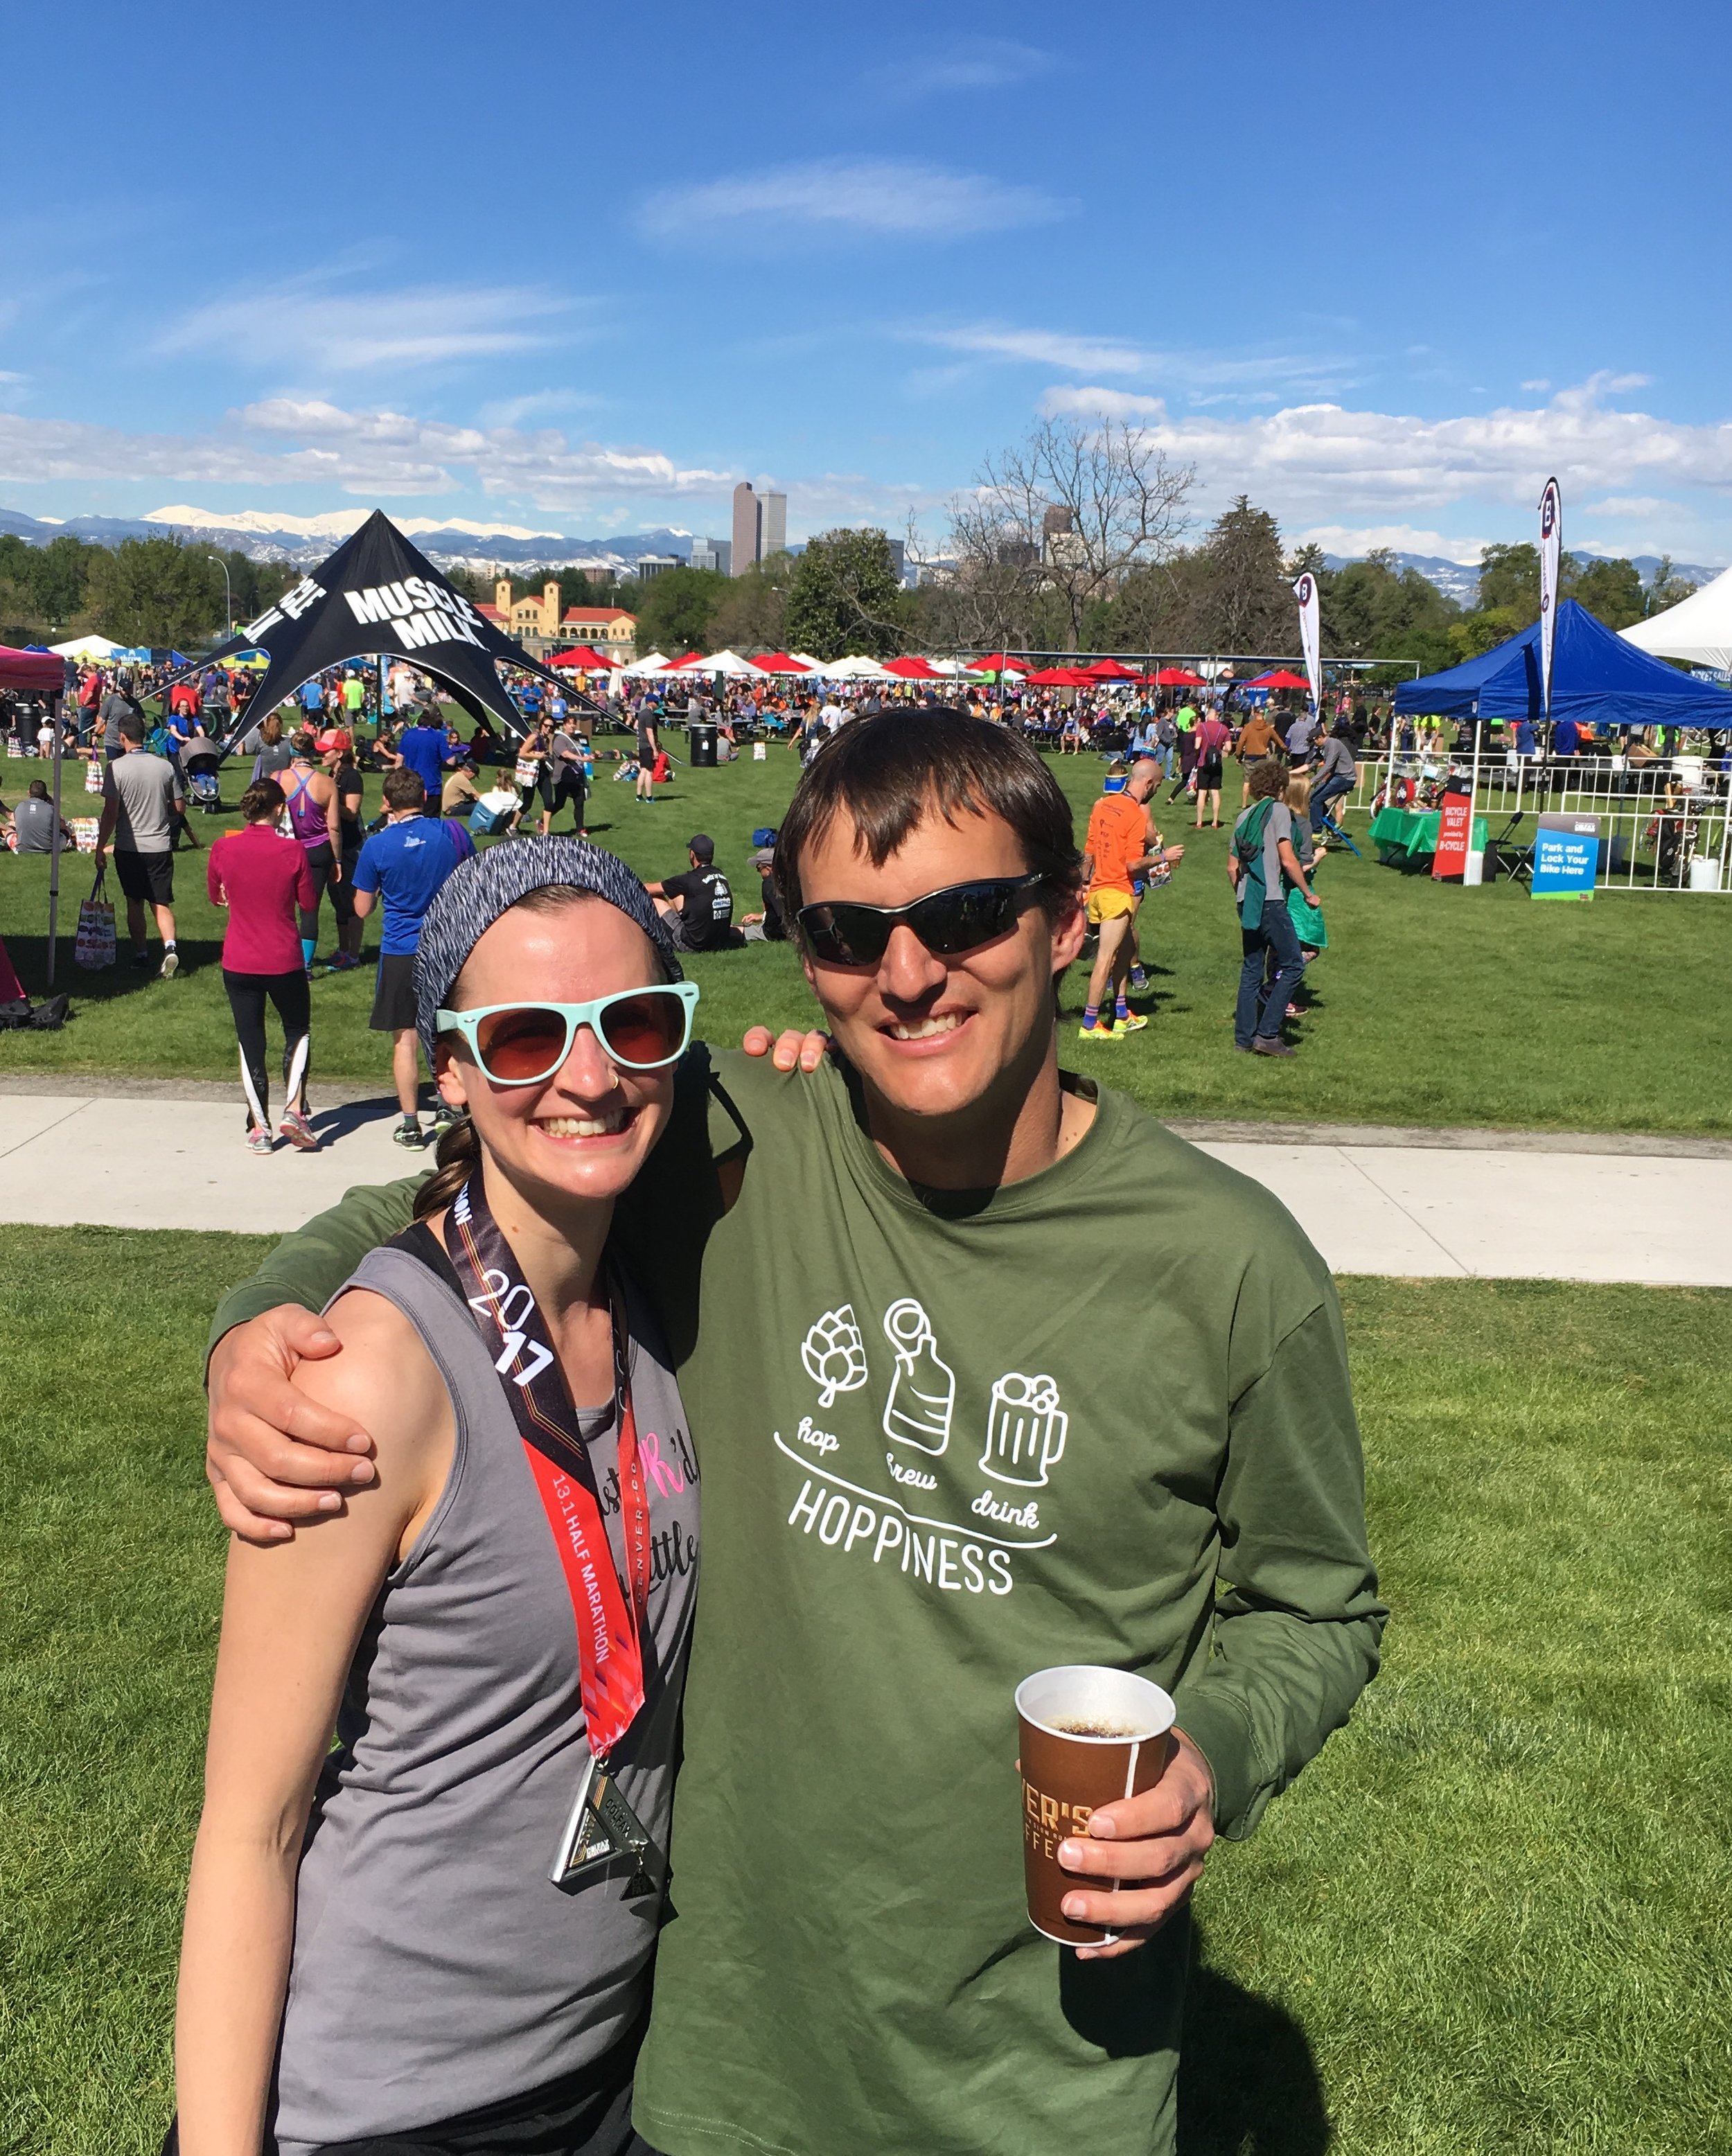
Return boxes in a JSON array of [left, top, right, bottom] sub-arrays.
[[1395, 600, 1732, 728]]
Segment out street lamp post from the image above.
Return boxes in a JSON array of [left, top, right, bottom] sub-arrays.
[[206, 553, 233, 639]]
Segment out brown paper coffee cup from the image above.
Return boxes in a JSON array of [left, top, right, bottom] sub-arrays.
[[1016, 1665, 1176, 1946]]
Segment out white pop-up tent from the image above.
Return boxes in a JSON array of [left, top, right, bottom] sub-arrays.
[[620, 651, 670, 676], [665, 648, 764, 676], [51, 634, 121, 660], [822, 654, 891, 678], [1622, 566, 1732, 673]]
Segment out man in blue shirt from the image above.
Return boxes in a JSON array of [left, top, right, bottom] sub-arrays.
[[299, 678, 325, 719], [351, 768, 475, 1147], [391, 712, 452, 804]]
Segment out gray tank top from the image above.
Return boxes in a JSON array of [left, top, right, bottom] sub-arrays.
[[270, 1243, 700, 2156]]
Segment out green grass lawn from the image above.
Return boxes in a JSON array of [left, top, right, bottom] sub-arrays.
[[3, 741, 1729, 1134], [2, 1232, 1727, 2155]]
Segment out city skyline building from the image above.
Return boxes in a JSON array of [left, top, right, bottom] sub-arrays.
[[731, 481, 759, 578], [729, 482, 789, 575]]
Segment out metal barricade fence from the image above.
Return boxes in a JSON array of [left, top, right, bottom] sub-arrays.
[[1341, 743, 1731, 891], [1474, 751, 1730, 892]]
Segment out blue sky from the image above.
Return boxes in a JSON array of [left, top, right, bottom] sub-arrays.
[[3, 0, 1730, 564]]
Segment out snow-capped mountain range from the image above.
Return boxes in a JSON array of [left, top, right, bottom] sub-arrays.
[[0, 503, 696, 574]]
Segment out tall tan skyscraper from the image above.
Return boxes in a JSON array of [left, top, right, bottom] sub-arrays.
[[729, 481, 788, 573], [731, 481, 759, 577]]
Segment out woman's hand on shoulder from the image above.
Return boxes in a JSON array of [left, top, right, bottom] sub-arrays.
[[741, 1025, 829, 1073]]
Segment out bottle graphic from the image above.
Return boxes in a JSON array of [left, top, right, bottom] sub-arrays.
[[881, 1298, 955, 1456]]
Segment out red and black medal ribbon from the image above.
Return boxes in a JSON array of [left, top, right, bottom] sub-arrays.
[[443, 1170, 660, 1884]]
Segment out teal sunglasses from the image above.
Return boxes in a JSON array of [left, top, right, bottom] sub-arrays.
[[436, 982, 700, 1086]]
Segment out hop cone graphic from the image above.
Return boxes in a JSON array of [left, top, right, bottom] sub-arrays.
[[801, 1304, 868, 1408]]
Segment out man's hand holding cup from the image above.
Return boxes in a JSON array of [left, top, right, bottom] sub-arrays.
[[1016, 1665, 1215, 1963], [1054, 1729, 1215, 1961]]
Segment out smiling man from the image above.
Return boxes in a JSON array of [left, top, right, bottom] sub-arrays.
[[203, 712, 1383, 2156]]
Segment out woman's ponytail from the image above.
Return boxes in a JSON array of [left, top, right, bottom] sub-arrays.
[[413, 1112, 479, 1221]]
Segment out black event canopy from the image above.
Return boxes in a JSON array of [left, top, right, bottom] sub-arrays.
[[160, 509, 594, 748]]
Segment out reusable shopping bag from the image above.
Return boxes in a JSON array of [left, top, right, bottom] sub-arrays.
[[74, 869, 116, 970]]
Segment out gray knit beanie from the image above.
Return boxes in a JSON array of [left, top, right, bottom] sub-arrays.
[[413, 837, 681, 1063]]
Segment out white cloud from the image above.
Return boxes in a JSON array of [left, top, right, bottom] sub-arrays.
[[1548, 369, 1652, 408], [868, 38, 1056, 98], [0, 411, 382, 491], [1293, 524, 1492, 564], [929, 325, 1155, 375], [240, 400, 735, 505], [0, 399, 736, 511], [156, 279, 580, 373], [638, 159, 1066, 242], [910, 321, 1365, 400], [1097, 377, 1732, 520], [477, 389, 599, 427], [1039, 386, 1169, 421], [1579, 495, 1673, 519], [1521, 378, 1552, 392]]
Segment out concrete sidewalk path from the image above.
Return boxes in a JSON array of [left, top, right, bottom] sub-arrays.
[[2, 1084, 1731, 1286]]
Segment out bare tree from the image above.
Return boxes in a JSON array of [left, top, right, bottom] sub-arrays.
[[947, 418, 1194, 654]]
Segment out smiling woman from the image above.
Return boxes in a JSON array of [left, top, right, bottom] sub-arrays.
[[169, 836, 701, 2156]]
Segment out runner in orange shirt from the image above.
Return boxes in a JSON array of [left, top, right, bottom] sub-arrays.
[[1077, 759, 1181, 1040]]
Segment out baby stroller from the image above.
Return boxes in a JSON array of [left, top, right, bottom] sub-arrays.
[[183, 745, 224, 813]]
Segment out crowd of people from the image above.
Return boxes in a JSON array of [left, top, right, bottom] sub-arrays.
[[26, 646, 1715, 1133], [0, 648, 1389, 1143]]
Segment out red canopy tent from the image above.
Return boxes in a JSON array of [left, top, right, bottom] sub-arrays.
[[883, 655, 944, 679], [1081, 657, 1138, 681], [970, 652, 1027, 674], [548, 645, 619, 671], [0, 646, 64, 691], [1248, 669, 1311, 690], [752, 651, 811, 675], [1149, 665, 1205, 688], [1026, 666, 1094, 687], [665, 651, 707, 670]]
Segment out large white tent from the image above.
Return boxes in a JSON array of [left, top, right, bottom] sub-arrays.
[[665, 648, 764, 676], [51, 633, 121, 660], [1622, 567, 1732, 673], [822, 655, 891, 678], [620, 651, 670, 676]]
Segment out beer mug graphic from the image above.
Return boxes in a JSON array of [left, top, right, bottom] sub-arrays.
[[979, 1373, 1068, 1487]]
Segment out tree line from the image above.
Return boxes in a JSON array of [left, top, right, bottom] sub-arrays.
[[0, 533, 299, 650]]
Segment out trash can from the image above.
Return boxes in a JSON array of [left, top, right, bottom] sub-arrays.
[[688, 723, 718, 768], [1689, 854, 1722, 892]]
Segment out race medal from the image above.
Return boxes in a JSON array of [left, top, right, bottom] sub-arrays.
[[551, 1753, 662, 1896], [441, 1172, 664, 1898]]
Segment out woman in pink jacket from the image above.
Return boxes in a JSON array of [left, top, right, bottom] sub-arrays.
[[206, 780, 319, 1154]]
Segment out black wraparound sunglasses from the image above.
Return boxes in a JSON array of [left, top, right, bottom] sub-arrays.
[[797, 874, 1048, 967]]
